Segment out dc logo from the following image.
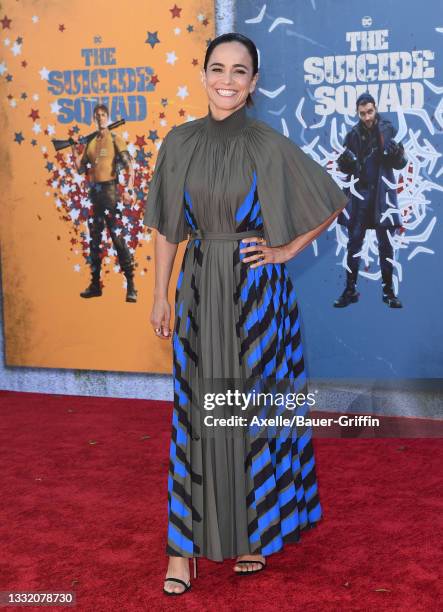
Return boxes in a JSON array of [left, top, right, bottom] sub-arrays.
[[362, 16, 372, 28]]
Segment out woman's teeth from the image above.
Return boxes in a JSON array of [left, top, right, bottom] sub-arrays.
[[216, 89, 237, 97]]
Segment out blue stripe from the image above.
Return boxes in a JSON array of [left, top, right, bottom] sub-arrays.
[[168, 524, 193, 554]]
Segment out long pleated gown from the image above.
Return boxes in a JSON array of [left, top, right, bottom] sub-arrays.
[[143, 103, 347, 561]]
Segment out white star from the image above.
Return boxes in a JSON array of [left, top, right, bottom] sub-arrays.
[[50, 101, 61, 114], [137, 231, 144, 241], [146, 233, 153, 242], [45, 191, 50, 197], [114, 227, 122, 236], [197, 13, 205, 22], [39, 67, 49, 80], [61, 184, 70, 195], [47, 124, 55, 135], [127, 143, 137, 156], [55, 198, 62, 208], [32, 122, 42, 134], [11, 42, 22, 56], [73, 173, 83, 185], [32, 16, 39, 23], [117, 202, 124, 211], [51, 180, 58, 188], [177, 85, 189, 100], [32, 93, 39, 101], [10, 99, 17, 108], [3, 38, 10, 46], [73, 264, 81, 272], [186, 115, 196, 122], [173, 27, 181, 35], [122, 131, 129, 140], [0, 62, 7, 75], [41, 145, 47, 153], [166, 51, 178, 65], [69, 209, 80, 221]]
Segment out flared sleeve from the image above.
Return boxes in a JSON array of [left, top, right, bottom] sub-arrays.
[[246, 120, 348, 247], [143, 123, 203, 243]]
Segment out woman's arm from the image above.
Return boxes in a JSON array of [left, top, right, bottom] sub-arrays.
[[241, 206, 345, 268], [150, 232, 179, 339]]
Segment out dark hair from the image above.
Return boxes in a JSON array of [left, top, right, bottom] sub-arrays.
[[203, 33, 259, 108], [93, 103, 109, 119], [356, 93, 376, 110]]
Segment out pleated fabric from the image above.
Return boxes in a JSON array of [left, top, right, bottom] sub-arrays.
[[162, 106, 324, 561]]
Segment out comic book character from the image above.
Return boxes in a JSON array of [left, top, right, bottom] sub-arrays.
[[334, 93, 407, 309], [71, 104, 137, 302]]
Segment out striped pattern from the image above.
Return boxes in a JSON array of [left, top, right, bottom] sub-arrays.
[[166, 172, 322, 557]]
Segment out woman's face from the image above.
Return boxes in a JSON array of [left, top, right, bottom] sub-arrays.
[[201, 41, 258, 117]]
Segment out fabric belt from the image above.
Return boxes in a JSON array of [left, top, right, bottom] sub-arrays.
[[189, 229, 264, 241]]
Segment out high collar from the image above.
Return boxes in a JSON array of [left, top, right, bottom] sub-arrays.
[[206, 104, 248, 139]]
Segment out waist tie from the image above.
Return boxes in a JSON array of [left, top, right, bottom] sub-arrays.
[[189, 229, 264, 241]]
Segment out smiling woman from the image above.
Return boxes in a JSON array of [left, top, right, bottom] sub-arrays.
[[143, 32, 347, 596]]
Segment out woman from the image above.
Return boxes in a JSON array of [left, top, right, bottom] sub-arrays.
[[144, 33, 347, 595]]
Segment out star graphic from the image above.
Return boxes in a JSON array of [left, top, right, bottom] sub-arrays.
[[135, 134, 146, 147], [39, 67, 49, 80], [16, 37, 23, 44], [186, 25, 194, 33], [166, 51, 178, 65], [0, 61, 7, 75], [192, 58, 198, 66], [151, 74, 159, 86], [146, 31, 160, 48], [59, 24, 66, 32], [21, 60, 27, 68], [20, 92, 27, 99], [173, 27, 181, 35], [161, 98, 168, 107], [32, 122, 42, 134], [32, 16, 39, 24], [31, 139, 37, 146], [1, 16, 12, 29], [94, 35, 102, 44], [170, 4, 182, 18], [148, 130, 159, 143], [14, 132, 24, 144], [50, 100, 61, 114], [29, 108, 39, 121], [197, 13, 205, 22], [178, 108, 186, 116], [6, 74, 13, 82], [3, 38, 10, 46], [202, 18, 209, 26], [11, 42, 22, 56], [10, 98, 17, 108], [177, 85, 189, 99]]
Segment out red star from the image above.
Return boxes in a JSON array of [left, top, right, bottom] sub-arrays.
[[202, 18, 209, 26], [1, 15, 11, 29], [56, 152, 64, 163], [192, 58, 198, 66], [7, 94, 13, 100], [135, 135, 147, 147], [178, 108, 186, 117], [150, 74, 160, 86], [21, 60, 27, 68], [159, 112, 165, 119], [59, 24, 65, 32], [170, 4, 182, 18], [28, 108, 40, 121]]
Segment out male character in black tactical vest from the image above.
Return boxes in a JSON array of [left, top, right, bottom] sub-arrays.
[[334, 93, 407, 309]]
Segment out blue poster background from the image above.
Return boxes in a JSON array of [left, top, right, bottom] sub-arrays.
[[238, 0, 443, 379]]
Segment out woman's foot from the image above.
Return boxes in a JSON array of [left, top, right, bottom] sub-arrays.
[[164, 556, 190, 594], [233, 553, 266, 574]]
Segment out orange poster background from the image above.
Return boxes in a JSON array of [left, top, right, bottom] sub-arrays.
[[0, 0, 214, 373]]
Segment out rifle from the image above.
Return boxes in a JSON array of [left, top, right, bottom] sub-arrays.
[[51, 119, 126, 151]]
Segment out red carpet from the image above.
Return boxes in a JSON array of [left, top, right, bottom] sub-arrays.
[[0, 390, 441, 611]]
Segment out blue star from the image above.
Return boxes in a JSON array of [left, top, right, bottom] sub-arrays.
[[187, 25, 194, 33], [94, 36, 102, 44], [72, 125, 80, 133], [146, 151, 153, 159], [146, 31, 160, 48], [136, 148, 147, 164], [31, 139, 37, 146], [161, 98, 168, 107], [14, 132, 24, 144], [6, 74, 13, 82], [17, 37, 23, 44], [21, 92, 27, 99], [148, 130, 158, 143], [45, 161, 54, 172]]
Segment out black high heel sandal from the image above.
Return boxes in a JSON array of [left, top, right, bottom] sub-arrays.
[[163, 557, 198, 596], [234, 558, 266, 575]]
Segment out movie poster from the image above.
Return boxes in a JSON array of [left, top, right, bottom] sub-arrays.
[[0, 0, 214, 373]]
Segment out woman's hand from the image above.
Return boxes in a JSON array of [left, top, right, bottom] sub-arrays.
[[240, 237, 290, 268], [150, 296, 172, 339]]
